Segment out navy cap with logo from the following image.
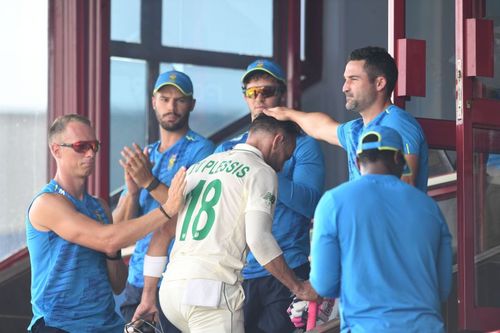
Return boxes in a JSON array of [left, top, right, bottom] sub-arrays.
[[356, 125, 404, 155], [356, 125, 410, 174], [241, 59, 286, 85], [153, 70, 193, 96]]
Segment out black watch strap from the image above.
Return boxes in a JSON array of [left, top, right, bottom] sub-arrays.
[[146, 177, 160, 192]]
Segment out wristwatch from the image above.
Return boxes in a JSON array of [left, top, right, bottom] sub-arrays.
[[146, 177, 160, 192]]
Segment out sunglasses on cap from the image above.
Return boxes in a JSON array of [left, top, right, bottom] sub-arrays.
[[58, 140, 100, 154], [243, 86, 282, 99]]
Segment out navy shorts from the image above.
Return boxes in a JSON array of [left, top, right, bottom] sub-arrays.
[[243, 262, 310, 333], [30, 318, 68, 333]]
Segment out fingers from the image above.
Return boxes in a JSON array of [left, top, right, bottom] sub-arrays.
[[120, 144, 154, 187], [263, 107, 292, 121], [121, 145, 147, 169], [165, 167, 187, 216], [171, 167, 187, 190]]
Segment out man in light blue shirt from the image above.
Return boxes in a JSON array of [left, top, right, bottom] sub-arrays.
[[113, 70, 214, 332], [264, 46, 428, 192], [310, 125, 452, 333], [216, 59, 325, 333]]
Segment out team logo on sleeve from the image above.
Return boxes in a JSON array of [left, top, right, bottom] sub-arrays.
[[262, 192, 276, 207]]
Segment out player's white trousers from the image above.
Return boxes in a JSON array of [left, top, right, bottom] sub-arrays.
[[159, 279, 245, 333]]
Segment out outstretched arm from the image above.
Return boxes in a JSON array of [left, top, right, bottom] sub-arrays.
[[29, 167, 186, 254], [264, 107, 341, 146]]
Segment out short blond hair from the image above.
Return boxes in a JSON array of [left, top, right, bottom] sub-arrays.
[[48, 114, 91, 144]]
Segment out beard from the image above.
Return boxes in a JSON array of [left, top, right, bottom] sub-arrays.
[[159, 112, 190, 132], [345, 97, 360, 113]]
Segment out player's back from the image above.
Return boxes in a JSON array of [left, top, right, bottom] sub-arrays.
[[164, 143, 278, 285]]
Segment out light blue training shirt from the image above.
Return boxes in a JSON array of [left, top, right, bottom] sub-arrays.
[[311, 174, 452, 333], [26, 180, 124, 333]]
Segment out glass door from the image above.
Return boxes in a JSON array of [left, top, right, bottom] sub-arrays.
[[457, 1, 500, 330]]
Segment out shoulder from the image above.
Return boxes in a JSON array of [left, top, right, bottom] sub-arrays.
[[325, 177, 369, 202], [247, 163, 278, 188], [385, 106, 422, 127], [29, 192, 75, 230], [215, 132, 248, 152], [147, 141, 160, 151], [337, 118, 363, 140], [186, 130, 214, 146], [340, 117, 363, 130], [293, 134, 324, 157]]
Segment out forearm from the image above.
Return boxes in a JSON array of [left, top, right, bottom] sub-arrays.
[[290, 111, 340, 145], [264, 254, 302, 295], [146, 182, 169, 206], [112, 192, 139, 222], [148, 215, 177, 255], [98, 206, 174, 253], [106, 258, 128, 294], [142, 275, 160, 303], [277, 139, 324, 217], [278, 176, 322, 218]]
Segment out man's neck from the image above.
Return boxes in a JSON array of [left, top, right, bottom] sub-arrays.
[[361, 100, 392, 126], [158, 126, 189, 152], [54, 172, 86, 200]]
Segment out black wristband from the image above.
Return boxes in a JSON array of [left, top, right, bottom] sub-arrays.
[[158, 205, 172, 220], [146, 177, 160, 192], [105, 250, 122, 260]]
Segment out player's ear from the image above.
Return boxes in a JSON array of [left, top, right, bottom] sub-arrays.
[[375, 75, 387, 92], [49, 142, 61, 158], [271, 133, 284, 151]]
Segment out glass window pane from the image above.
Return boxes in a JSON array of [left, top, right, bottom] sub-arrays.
[[110, 57, 148, 193], [0, 0, 48, 261], [427, 149, 457, 189], [162, 0, 272, 57], [437, 197, 457, 264], [476, 1, 500, 100], [159, 63, 247, 138], [428, 149, 456, 178], [473, 127, 500, 307], [405, 0, 455, 120], [111, 0, 141, 43]]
